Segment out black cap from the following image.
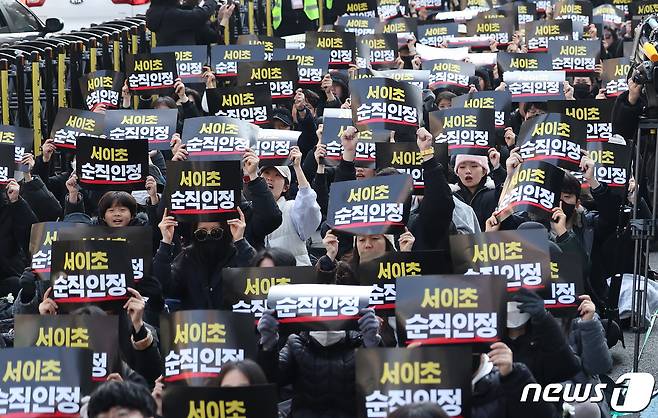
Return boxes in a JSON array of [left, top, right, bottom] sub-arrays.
[[272, 107, 293, 127]]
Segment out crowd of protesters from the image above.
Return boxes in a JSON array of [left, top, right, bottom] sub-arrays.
[[1, 0, 655, 417]]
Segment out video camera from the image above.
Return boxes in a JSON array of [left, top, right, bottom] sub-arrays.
[[631, 15, 658, 117]]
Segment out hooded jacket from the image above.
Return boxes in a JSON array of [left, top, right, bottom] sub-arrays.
[[145, 0, 218, 46], [453, 166, 506, 231], [259, 331, 364, 418]]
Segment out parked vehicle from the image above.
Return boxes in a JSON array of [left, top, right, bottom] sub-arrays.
[[0, 0, 63, 44]]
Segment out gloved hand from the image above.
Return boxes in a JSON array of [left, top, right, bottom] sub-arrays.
[[512, 288, 548, 322], [358, 308, 382, 348], [19, 268, 37, 304], [257, 309, 279, 351]]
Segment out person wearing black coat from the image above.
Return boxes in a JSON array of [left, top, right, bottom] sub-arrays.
[[611, 79, 645, 141], [146, 0, 218, 46], [0, 179, 38, 296], [505, 288, 581, 386]]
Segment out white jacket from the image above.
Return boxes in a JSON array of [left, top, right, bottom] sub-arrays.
[[265, 187, 322, 266]]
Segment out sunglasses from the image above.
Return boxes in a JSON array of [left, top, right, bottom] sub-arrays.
[[193, 227, 223, 242]]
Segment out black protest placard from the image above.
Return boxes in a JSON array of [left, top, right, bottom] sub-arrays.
[[51, 108, 104, 149], [512, 2, 537, 27], [152, 45, 207, 84], [351, 77, 422, 138], [336, 15, 379, 36], [357, 34, 398, 70], [517, 113, 586, 171], [162, 384, 278, 418], [237, 35, 285, 60], [452, 90, 512, 131], [430, 108, 495, 156], [273, 49, 330, 86], [466, 17, 514, 45], [549, 40, 600, 75], [50, 239, 134, 313], [14, 314, 120, 384], [321, 117, 376, 168], [210, 45, 265, 78], [450, 229, 552, 292], [76, 136, 148, 191], [164, 160, 242, 222], [159, 310, 257, 386], [533, 0, 555, 13], [222, 266, 319, 318], [29, 222, 88, 282], [460, 0, 493, 10], [306, 31, 356, 68], [0, 144, 12, 184], [415, 0, 446, 9], [526, 19, 573, 52], [613, 0, 631, 16], [0, 124, 33, 172], [378, 17, 418, 36], [104, 108, 178, 150], [126, 52, 177, 96], [547, 99, 614, 143], [58, 225, 152, 284], [341, 0, 378, 16], [267, 284, 372, 332], [327, 174, 413, 235], [554, 0, 592, 26], [427, 59, 475, 94], [416, 22, 459, 46], [601, 57, 630, 98], [593, 4, 625, 25], [237, 60, 298, 101], [497, 52, 553, 73], [373, 69, 430, 91], [253, 129, 299, 166], [80, 70, 124, 111], [395, 275, 507, 349], [182, 116, 256, 161], [586, 141, 631, 191], [631, 0, 658, 16], [358, 251, 452, 315], [498, 160, 565, 221], [505, 72, 566, 102], [543, 252, 584, 317], [375, 142, 448, 194], [356, 346, 472, 418], [377, 0, 401, 20], [212, 85, 273, 125], [0, 347, 92, 417]]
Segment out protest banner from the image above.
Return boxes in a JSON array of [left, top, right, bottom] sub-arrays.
[[104, 108, 178, 150], [0, 124, 34, 171], [253, 129, 299, 166], [525, 19, 573, 52], [211, 85, 273, 125], [517, 113, 586, 171], [350, 77, 422, 138], [272, 49, 330, 86], [498, 160, 565, 222], [601, 57, 630, 98], [222, 266, 319, 318], [321, 117, 376, 168], [237, 60, 299, 101], [395, 275, 507, 349], [430, 108, 495, 156], [51, 108, 104, 149], [125, 52, 177, 96], [327, 174, 413, 235], [373, 69, 430, 90], [29, 222, 88, 282], [76, 136, 148, 191], [336, 15, 379, 36], [503, 70, 566, 102], [452, 90, 512, 131], [210, 45, 265, 78], [543, 252, 584, 317], [356, 34, 398, 69], [181, 116, 257, 161], [50, 240, 134, 313], [237, 35, 285, 60], [14, 314, 120, 383], [0, 145, 12, 184], [164, 160, 242, 222], [356, 346, 472, 418], [466, 17, 514, 45], [0, 347, 93, 417], [450, 229, 553, 292], [496, 52, 553, 73], [152, 45, 207, 83], [554, 0, 593, 26], [306, 31, 357, 68], [80, 70, 124, 111], [586, 141, 632, 191], [162, 384, 278, 418], [549, 40, 600, 75], [160, 310, 257, 386], [267, 284, 372, 332], [416, 22, 459, 46], [426, 59, 475, 94], [547, 99, 614, 143]]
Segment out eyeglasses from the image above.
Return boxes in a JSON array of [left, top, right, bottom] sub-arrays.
[[193, 228, 223, 242]]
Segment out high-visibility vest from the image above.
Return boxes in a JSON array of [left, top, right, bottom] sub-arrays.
[[272, 0, 319, 29]]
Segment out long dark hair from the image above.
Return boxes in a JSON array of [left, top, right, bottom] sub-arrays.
[[218, 360, 267, 386], [250, 248, 296, 267]]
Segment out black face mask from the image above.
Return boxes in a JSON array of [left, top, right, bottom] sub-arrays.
[[573, 83, 592, 99], [561, 201, 576, 220]]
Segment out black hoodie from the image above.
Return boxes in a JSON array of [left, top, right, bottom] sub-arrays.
[[146, 0, 218, 46]]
